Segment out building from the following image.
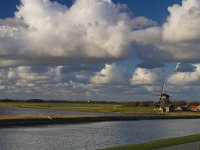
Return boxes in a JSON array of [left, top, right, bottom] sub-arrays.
[[188, 105, 200, 112], [159, 93, 174, 113], [155, 93, 174, 113], [196, 105, 200, 111], [175, 106, 183, 111], [175, 105, 187, 111], [155, 82, 174, 113]]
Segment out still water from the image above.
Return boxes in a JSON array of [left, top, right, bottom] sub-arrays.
[[0, 119, 200, 150], [0, 107, 161, 117], [0, 107, 117, 116]]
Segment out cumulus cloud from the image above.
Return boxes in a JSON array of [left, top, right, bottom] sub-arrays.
[[0, 0, 157, 67], [160, 0, 200, 62], [163, 0, 200, 43], [0, 65, 73, 98], [1, 0, 200, 65], [168, 64, 200, 85], [0, 64, 143, 101], [131, 0, 200, 63], [90, 63, 128, 85], [130, 65, 166, 85], [1, 0, 200, 101]]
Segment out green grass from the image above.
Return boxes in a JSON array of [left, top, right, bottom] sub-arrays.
[[1, 102, 200, 115], [0, 102, 159, 114], [101, 134, 200, 150]]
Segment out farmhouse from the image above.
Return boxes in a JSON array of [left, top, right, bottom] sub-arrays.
[[196, 105, 200, 111], [188, 105, 200, 112]]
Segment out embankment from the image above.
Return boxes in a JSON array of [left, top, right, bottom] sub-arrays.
[[1, 115, 200, 127]]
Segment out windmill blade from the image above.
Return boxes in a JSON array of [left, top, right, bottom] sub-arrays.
[[160, 81, 166, 95]]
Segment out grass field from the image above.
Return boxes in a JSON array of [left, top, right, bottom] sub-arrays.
[[0, 102, 159, 114], [101, 134, 200, 150], [0, 102, 200, 116]]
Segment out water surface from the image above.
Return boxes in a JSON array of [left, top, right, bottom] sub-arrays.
[[0, 106, 161, 117], [0, 107, 116, 116], [0, 119, 200, 150]]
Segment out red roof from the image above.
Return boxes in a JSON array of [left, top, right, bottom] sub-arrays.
[[188, 105, 198, 109]]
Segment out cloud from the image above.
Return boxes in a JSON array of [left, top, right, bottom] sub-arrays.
[[0, 65, 69, 98], [130, 66, 166, 85], [1, 0, 200, 101], [0, 0, 157, 67], [175, 63, 196, 72], [0, 64, 144, 101], [130, 0, 200, 63], [168, 64, 200, 85], [61, 64, 104, 73], [136, 61, 165, 69], [1, 0, 200, 65], [163, 0, 200, 43], [90, 63, 128, 85], [160, 0, 200, 62]]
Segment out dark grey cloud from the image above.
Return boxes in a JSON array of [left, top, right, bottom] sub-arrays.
[[175, 63, 197, 72], [137, 61, 165, 69], [30, 66, 49, 73], [61, 64, 104, 73], [134, 43, 174, 62]]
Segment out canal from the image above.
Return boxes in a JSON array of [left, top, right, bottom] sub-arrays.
[[0, 119, 200, 150]]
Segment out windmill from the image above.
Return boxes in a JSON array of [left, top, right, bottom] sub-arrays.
[[155, 81, 174, 113]]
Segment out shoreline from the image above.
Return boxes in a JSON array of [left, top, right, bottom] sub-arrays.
[[1, 115, 200, 127]]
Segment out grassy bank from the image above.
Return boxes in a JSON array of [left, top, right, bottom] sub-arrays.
[[1, 115, 200, 127], [102, 134, 200, 150]]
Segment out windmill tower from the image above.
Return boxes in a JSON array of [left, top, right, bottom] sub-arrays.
[[156, 82, 174, 113]]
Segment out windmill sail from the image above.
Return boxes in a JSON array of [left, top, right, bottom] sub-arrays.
[[160, 81, 166, 95], [159, 81, 166, 103]]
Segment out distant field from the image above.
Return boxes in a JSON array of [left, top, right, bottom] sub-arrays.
[[0, 102, 159, 114], [0, 102, 200, 115]]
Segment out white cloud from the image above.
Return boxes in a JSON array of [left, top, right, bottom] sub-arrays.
[[90, 63, 128, 85], [130, 67, 166, 85], [1, 0, 200, 101], [163, 0, 200, 43], [0, 0, 156, 67], [130, 0, 200, 63], [1, 0, 200, 65], [159, 0, 200, 62], [168, 64, 200, 85]]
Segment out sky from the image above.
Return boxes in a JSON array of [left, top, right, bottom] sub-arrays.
[[0, 0, 200, 102]]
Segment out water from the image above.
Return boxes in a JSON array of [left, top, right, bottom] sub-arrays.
[[0, 119, 200, 150], [0, 107, 161, 117], [0, 107, 117, 116]]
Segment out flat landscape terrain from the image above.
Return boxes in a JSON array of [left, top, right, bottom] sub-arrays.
[[0, 101, 200, 117], [0, 102, 159, 114]]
